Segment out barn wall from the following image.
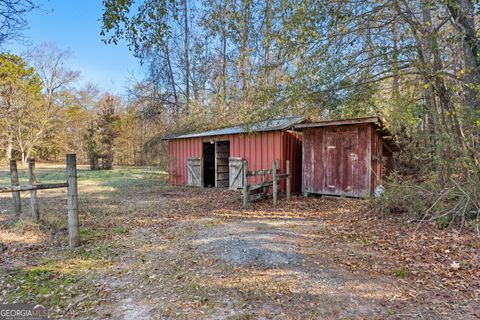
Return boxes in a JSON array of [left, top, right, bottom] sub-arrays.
[[168, 130, 302, 192], [302, 124, 374, 197]]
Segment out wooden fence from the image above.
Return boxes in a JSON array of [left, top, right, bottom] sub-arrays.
[[242, 159, 291, 209], [0, 154, 80, 248]]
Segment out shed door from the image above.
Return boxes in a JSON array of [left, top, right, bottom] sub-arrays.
[[187, 158, 202, 187], [324, 132, 358, 196], [228, 157, 244, 190], [325, 133, 341, 194]]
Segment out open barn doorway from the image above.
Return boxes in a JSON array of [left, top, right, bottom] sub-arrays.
[[203, 142, 215, 187], [215, 141, 230, 187]]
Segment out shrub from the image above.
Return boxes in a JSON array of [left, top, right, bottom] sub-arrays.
[[375, 173, 480, 231]]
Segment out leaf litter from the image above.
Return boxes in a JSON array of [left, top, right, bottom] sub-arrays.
[[0, 167, 478, 319]]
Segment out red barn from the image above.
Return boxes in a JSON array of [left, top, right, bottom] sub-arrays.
[[295, 117, 398, 198], [164, 117, 303, 192]]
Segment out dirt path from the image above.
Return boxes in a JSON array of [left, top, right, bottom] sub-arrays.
[[91, 217, 399, 319]]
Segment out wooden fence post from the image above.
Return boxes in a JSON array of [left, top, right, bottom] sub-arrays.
[[272, 160, 278, 208], [10, 160, 21, 216], [286, 160, 291, 201], [242, 160, 249, 209], [28, 159, 40, 220], [66, 154, 80, 248]]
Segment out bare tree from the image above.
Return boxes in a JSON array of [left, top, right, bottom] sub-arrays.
[[0, 0, 37, 46], [29, 43, 81, 110]]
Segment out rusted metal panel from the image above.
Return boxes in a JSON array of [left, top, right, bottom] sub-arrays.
[[168, 130, 301, 192]]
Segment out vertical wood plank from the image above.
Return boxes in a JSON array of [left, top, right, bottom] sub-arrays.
[[286, 160, 291, 201], [10, 160, 21, 216], [272, 160, 278, 207], [28, 159, 40, 220], [242, 160, 249, 208], [214, 141, 218, 188], [66, 154, 80, 248]]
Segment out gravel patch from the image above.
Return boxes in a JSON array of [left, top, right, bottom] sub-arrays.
[[192, 220, 304, 268]]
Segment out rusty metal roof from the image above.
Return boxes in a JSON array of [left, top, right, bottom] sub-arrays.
[[295, 116, 400, 152], [294, 116, 382, 129], [164, 116, 304, 140]]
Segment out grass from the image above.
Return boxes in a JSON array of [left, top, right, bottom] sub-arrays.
[[0, 164, 166, 188], [394, 267, 407, 278], [0, 164, 168, 317]]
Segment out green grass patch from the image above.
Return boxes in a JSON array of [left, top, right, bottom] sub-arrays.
[[0, 166, 167, 188], [394, 267, 407, 278], [79, 227, 108, 242], [112, 226, 128, 235], [72, 244, 117, 261], [4, 268, 76, 303], [354, 236, 373, 247]]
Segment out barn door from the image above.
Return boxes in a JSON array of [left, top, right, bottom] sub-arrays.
[[228, 157, 244, 190], [187, 158, 202, 187], [215, 141, 230, 188]]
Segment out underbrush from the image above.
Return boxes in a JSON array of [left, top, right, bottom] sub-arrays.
[[376, 173, 480, 231]]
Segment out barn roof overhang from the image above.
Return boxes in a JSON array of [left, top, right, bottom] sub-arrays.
[[294, 116, 400, 152], [163, 116, 304, 140]]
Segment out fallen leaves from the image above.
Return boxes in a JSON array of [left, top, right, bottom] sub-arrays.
[[1, 166, 479, 319], [450, 261, 461, 271]]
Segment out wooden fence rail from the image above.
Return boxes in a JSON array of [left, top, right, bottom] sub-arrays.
[[0, 155, 80, 248], [242, 159, 291, 209], [0, 183, 69, 193]]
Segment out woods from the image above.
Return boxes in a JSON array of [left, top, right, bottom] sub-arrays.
[[0, 48, 162, 166], [100, 0, 479, 166]]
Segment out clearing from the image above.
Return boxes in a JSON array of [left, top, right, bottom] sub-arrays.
[[0, 164, 479, 319]]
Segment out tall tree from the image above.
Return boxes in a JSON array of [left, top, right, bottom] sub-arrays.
[[0, 54, 46, 164]]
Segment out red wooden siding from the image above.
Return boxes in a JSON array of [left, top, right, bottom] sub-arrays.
[[302, 124, 375, 197], [168, 130, 302, 192]]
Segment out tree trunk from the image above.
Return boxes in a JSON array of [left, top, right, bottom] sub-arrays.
[[164, 43, 179, 120], [221, 12, 228, 113], [241, 0, 250, 104], [183, 0, 190, 106], [391, 19, 400, 100], [264, 0, 271, 87], [6, 135, 12, 161]]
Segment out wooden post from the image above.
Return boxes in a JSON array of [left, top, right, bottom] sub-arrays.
[[28, 159, 40, 220], [66, 154, 80, 248], [286, 160, 291, 201], [272, 160, 278, 208], [9, 160, 21, 216], [242, 160, 249, 209]]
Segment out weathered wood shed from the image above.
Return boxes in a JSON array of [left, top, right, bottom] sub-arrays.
[[295, 117, 399, 198], [164, 117, 303, 192]]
